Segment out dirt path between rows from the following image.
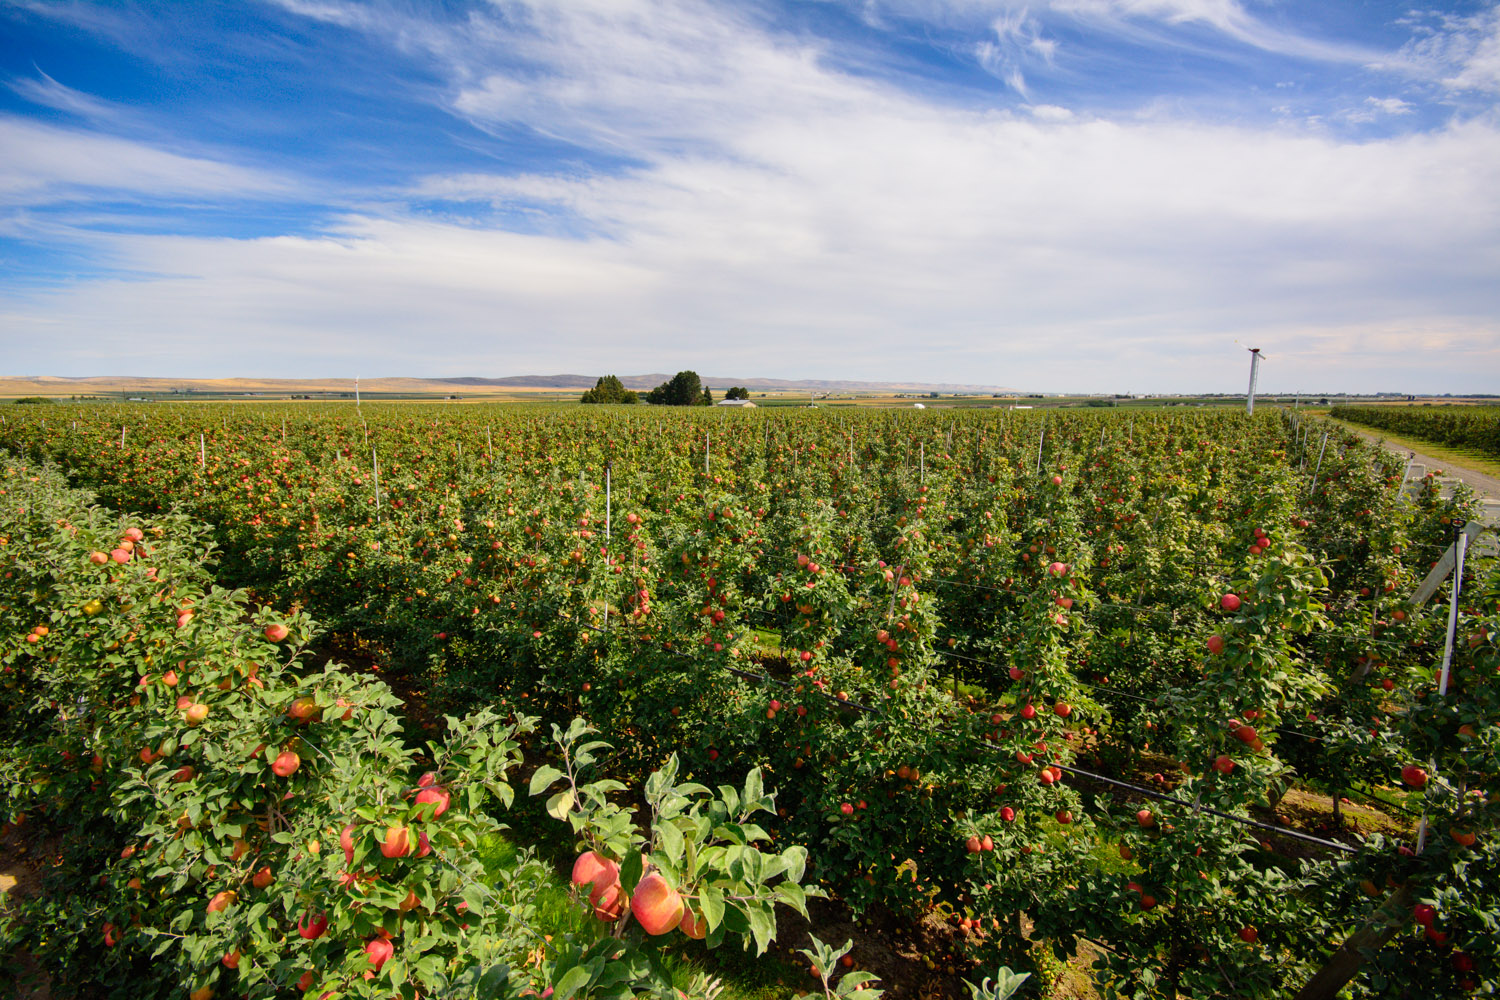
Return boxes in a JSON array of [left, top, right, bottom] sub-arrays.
[[1344, 427, 1500, 504]]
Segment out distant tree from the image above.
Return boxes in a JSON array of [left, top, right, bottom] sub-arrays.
[[646, 371, 707, 406], [13, 397, 53, 405], [701, 387, 713, 405], [724, 386, 750, 400], [579, 376, 638, 405]]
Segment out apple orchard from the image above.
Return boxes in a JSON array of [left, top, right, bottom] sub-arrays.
[[1, 402, 1496, 999]]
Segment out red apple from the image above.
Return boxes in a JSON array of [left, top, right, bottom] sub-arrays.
[[271, 751, 300, 777], [380, 824, 410, 858], [415, 785, 450, 818], [365, 936, 394, 972], [632, 872, 685, 935], [1220, 594, 1241, 612]]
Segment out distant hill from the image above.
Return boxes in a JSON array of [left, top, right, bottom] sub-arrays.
[[1, 374, 1023, 396]]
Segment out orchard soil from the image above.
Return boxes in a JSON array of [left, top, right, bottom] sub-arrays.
[[0, 826, 53, 1000]]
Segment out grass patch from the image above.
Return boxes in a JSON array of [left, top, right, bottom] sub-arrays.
[[1317, 415, 1500, 482]]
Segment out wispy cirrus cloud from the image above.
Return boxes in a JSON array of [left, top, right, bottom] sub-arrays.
[[0, 116, 293, 204]]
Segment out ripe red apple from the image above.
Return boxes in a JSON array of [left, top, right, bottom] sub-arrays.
[[965, 835, 982, 853], [1020, 703, 1037, 720], [1220, 594, 1241, 612], [185, 702, 209, 725], [1238, 926, 1258, 943], [840, 802, 854, 816], [252, 866, 273, 889], [1213, 755, 1235, 775], [1047, 561, 1067, 576], [572, 851, 619, 892], [341, 823, 357, 864], [380, 824, 410, 858], [1137, 809, 1156, 828], [632, 872, 685, 935], [1054, 701, 1071, 718], [679, 906, 707, 939], [1401, 765, 1428, 789], [271, 751, 300, 777], [264, 623, 290, 643], [1412, 903, 1436, 927], [415, 785, 450, 819], [1008, 666, 1024, 680], [365, 936, 394, 972], [1207, 635, 1225, 655], [288, 697, 320, 723], [89, 551, 109, 565], [207, 890, 236, 913], [999, 807, 1015, 822], [590, 880, 628, 921]]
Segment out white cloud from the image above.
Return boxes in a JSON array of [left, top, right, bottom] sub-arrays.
[[0, 116, 293, 203], [6, 0, 1499, 392], [1409, 5, 1500, 94]]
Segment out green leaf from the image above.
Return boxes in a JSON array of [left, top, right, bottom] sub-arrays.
[[741, 768, 764, 811], [699, 884, 725, 931], [658, 819, 684, 865], [552, 963, 594, 1000], [620, 849, 644, 894], [775, 881, 808, 916], [744, 903, 775, 955], [545, 788, 575, 821], [528, 765, 565, 796]]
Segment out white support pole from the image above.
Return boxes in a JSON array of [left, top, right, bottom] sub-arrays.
[[1309, 433, 1329, 493], [1036, 425, 1045, 474], [1246, 348, 1261, 416], [920, 441, 925, 485], [605, 464, 611, 542], [372, 448, 381, 514], [1439, 524, 1469, 696], [200, 433, 205, 468], [355, 376, 360, 408], [705, 431, 710, 476], [282, 418, 286, 443], [120, 425, 126, 448], [487, 426, 493, 459]]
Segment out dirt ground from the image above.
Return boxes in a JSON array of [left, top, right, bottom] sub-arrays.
[[0, 825, 52, 1000]]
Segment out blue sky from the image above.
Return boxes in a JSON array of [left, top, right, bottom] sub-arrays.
[[1, 0, 1497, 393]]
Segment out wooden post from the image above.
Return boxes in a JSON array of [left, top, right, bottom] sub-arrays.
[[1291, 885, 1414, 1000]]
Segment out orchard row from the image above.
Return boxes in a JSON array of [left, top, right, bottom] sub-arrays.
[[2, 402, 1497, 998], [0, 458, 862, 1000]]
